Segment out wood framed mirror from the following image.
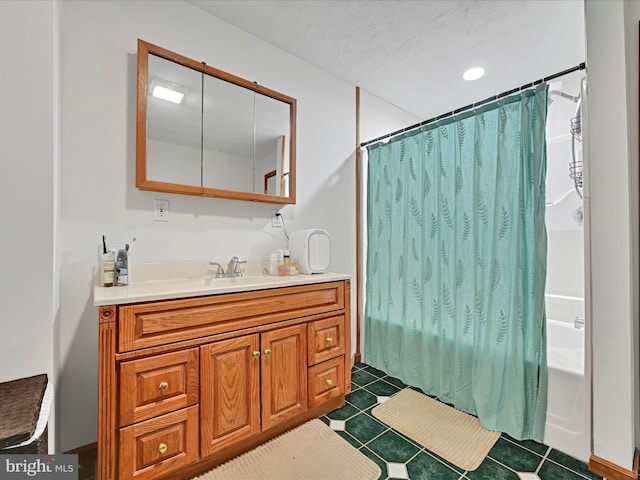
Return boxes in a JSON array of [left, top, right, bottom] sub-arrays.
[[136, 39, 296, 204]]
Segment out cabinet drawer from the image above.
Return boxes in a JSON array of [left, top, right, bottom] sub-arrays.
[[118, 282, 345, 352], [120, 349, 198, 427], [119, 406, 199, 480], [308, 356, 345, 408], [307, 315, 345, 366]]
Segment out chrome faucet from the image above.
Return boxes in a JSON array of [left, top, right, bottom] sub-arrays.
[[227, 256, 247, 277]]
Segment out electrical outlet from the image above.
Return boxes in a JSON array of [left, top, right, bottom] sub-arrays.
[[154, 199, 169, 222], [271, 210, 282, 228]]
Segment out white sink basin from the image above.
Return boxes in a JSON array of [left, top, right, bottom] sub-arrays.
[[93, 261, 349, 306]]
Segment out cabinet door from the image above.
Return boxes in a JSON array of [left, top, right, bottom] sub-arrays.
[[200, 335, 260, 457], [261, 324, 308, 430]]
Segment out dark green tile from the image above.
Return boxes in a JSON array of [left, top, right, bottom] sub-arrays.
[[362, 365, 387, 378], [367, 430, 420, 463], [466, 457, 520, 480], [346, 388, 378, 411], [547, 450, 602, 480], [346, 412, 388, 443], [406, 451, 460, 480], [319, 415, 330, 426], [335, 430, 363, 449], [418, 446, 464, 474], [365, 379, 402, 397], [353, 362, 368, 370], [364, 403, 379, 416], [326, 402, 359, 421], [383, 425, 423, 451], [539, 458, 596, 480], [352, 369, 378, 387], [358, 447, 386, 480], [488, 437, 543, 472], [382, 375, 407, 389], [502, 433, 549, 456]]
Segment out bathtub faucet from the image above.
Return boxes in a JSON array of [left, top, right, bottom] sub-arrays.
[[574, 316, 585, 329]]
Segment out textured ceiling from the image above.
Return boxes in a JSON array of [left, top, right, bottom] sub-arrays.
[[188, 0, 585, 123]]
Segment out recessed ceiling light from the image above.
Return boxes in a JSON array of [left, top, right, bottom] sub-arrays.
[[463, 67, 485, 81], [150, 81, 186, 104]]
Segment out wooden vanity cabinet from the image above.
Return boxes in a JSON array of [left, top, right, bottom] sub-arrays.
[[98, 280, 350, 480]]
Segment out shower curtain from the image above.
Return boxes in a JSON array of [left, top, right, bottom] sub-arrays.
[[364, 84, 548, 441]]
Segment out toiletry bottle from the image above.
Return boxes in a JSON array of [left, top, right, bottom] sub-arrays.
[[283, 249, 291, 274], [269, 253, 278, 276], [277, 249, 286, 276], [116, 249, 128, 286], [102, 251, 115, 287]]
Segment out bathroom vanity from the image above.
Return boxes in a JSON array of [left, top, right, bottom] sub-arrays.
[[94, 265, 351, 480]]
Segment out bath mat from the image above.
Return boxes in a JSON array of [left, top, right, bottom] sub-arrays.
[[193, 419, 381, 480], [372, 388, 500, 471]]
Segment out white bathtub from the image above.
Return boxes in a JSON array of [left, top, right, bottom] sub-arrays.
[[544, 294, 590, 462]]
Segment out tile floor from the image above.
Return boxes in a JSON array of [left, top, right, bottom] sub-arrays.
[[320, 363, 602, 480]]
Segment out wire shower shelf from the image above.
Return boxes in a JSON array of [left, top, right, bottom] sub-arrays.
[[570, 115, 581, 142]]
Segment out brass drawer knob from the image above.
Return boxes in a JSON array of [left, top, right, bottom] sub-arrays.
[[159, 382, 169, 392], [326, 378, 333, 386], [264, 349, 272, 356], [158, 443, 168, 455], [253, 351, 261, 358], [326, 337, 333, 345]]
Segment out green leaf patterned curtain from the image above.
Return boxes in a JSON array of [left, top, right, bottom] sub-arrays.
[[364, 84, 548, 441]]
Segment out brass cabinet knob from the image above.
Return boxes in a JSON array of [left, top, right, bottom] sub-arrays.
[[326, 378, 333, 386], [326, 337, 333, 345], [159, 382, 169, 392], [264, 349, 272, 356], [253, 351, 261, 358], [158, 443, 168, 455]]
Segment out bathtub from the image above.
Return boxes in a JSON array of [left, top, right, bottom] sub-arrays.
[[544, 294, 590, 462]]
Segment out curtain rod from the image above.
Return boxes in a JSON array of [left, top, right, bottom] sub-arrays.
[[360, 62, 586, 148]]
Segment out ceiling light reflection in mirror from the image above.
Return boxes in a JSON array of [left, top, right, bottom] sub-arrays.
[[147, 54, 202, 187]]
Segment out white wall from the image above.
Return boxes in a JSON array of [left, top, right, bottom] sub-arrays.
[[57, 0, 358, 451], [623, 0, 640, 455], [0, 0, 57, 448], [585, 0, 637, 470]]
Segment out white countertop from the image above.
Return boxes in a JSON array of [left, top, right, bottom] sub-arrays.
[[93, 261, 350, 306]]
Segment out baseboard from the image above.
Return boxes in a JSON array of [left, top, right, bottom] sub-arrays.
[[354, 352, 362, 363], [590, 450, 639, 480]]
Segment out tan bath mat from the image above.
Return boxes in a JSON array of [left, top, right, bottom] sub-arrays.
[[372, 388, 500, 471], [193, 419, 381, 480]]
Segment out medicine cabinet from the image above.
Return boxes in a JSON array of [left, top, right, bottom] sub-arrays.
[[136, 39, 296, 204]]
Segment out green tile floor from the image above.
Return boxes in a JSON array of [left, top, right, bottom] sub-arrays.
[[321, 363, 602, 480]]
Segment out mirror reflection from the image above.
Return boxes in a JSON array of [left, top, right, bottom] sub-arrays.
[[137, 39, 296, 204], [147, 54, 202, 186]]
